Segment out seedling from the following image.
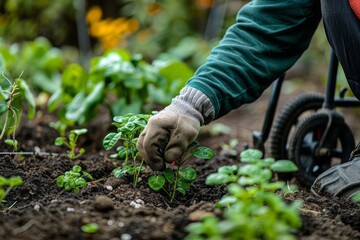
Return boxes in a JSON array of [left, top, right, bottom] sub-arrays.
[[148, 142, 214, 203], [4, 139, 19, 152], [186, 149, 301, 240], [103, 113, 152, 187], [220, 138, 239, 157], [55, 128, 88, 160], [81, 223, 99, 233], [56, 165, 93, 193], [0, 176, 23, 204], [0, 72, 35, 150]]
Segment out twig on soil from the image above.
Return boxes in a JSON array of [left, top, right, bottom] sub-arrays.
[[12, 219, 39, 235], [301, 208, 320, 215]]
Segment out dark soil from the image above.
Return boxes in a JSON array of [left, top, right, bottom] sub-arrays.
[[1, 84, 360, 240]]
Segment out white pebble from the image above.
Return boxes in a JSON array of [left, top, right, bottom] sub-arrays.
[[66, 207, 75, 212], [105, 185, 113, 191], [34, 204, 40, 211], [107, 220, 114, 226], [121, 233, 132, 240], [118, 222, 125, 227]]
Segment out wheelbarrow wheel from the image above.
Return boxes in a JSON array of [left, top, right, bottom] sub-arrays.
[[289, 112, 355, 187], [270, 93, 324, 160]]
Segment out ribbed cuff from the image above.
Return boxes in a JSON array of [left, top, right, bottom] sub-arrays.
[[165, 86, 215, 125]]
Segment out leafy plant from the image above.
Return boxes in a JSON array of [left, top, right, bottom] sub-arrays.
[[0, 176, 23, 204], [103, 113, 152, 187], [55, 128, 88, 160], [47, 49, 193, 126], [186, 149, 301, 240], [0, 72, 35, 149], [56, 165, 93, 193], [148, 142, 214, 203], [220, 138, 240, 157]]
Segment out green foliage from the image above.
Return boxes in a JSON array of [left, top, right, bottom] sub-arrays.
[[0, 74, 35, 146], [56, 165, 93, 193], [55, 128, 88, 160], [103, 113, 152, 187], [148, 142, 214, 203], [48, 49, 193, 126], [4, 139, 18, 151], [81, 223, 99, 233], [0, 176, 23, 204], [0, 37, 66, 94], [186, 149, 301, 240]]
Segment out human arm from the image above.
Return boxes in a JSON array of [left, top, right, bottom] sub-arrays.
[[137, 0, 322, 170]]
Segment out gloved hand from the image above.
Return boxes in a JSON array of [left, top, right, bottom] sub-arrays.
[[137, 86, 215, 171]]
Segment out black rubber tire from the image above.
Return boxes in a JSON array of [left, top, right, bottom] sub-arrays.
[[289, 112, 355, 187], [270, 93, 324, 160]]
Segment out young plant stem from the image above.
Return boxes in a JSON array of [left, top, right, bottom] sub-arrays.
[[133, 158, 144, 188], [170, 166, 180, 203], [0, 78, 19, 141]]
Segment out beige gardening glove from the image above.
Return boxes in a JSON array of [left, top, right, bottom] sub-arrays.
[[137, 86, 215, 171]]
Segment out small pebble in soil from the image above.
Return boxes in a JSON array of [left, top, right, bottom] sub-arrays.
[[94, 195, 114, 212], [105, 185, 113, 191], [107, 220, 114, 226], [129, 199, 145, 208], [121, 233, 132, 240], [118, 222, 125, 227], [67, 207, 75, 212], [34, 204, 40, 211]]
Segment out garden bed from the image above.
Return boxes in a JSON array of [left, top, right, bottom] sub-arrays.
[[1, 90, 360, 240]]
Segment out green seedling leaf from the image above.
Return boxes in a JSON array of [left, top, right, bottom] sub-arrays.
[[73, 128, 88, 135], [179, 167, 197, 182], [218, 165, 238, 174], [113, 167, 130, 178], [148, 175, 165, 191], [103, 132, 122, 150], [164, 168, 175, 183], [54, 137, 65, 146], [81, 223, 99, 233], [271, 160, 298, 173], [82, 171, 93, 181], [177, 187, 186, 195], [205, 173, 231, 185], [8, 176, 23, 187], [191, 146, 215, 160], [72, 165, 82, 173], [240, 149, 263, 163], [56, 175, 65, 187], [177, 179, 191, 190]]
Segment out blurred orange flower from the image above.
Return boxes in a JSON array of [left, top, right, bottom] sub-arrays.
[[86, 6, 102, 23]]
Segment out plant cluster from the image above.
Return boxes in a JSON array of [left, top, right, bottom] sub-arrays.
[[0, 176, 23, 204], [48, 49, 193, 128], [56, 165, 93, 193], [185, 149, 301, 240], [148, 143, 214, 203], [103, 113, 152, 187]]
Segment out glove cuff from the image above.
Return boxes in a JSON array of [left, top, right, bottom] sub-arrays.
[[166, 86, 215, 125]]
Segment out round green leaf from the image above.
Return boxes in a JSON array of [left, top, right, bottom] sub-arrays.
[[271, 160, 298, 173], [205, 173, 230, 185], [164, 168, 175, 183], [72, 165, 82, 173], [240, 149, 263, 163], [148, 175, 165, 191], [56, 175, 65, 187], [73, 128, 88, 135], [8, 176, 23, 187], [54, 137, 65, 146], [179, 167, 197, 182], [103, 132, 122, 150], [191, 147, 215, 160]]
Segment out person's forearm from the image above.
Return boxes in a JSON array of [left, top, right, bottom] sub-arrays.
[[187, 0, 321, 119]]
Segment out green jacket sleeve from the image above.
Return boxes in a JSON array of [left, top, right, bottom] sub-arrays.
[[187, 0, 321, 119]]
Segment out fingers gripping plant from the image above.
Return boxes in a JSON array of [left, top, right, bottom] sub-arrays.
[[186, 149, 301, 240], [148, 143, 214, 203], [103, 113, 152, 187]]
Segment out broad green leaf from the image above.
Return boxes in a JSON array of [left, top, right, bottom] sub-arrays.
[[271, 160, 298, 173], [8, 176, 23, 187], [218, 165, 238, 175], [73, 128, 88, 135], [103, 132, 122, 150], [56, 175, 65, 187], [148, 175, 165, 191], [177, 179, 191, 190], [240, 149, 263, 163], [191, 147, 215, 160], [177, 187, 186, 195], [205, 173, 230, 185], [113, 167, 130, 178], [179, 167, 197, 182], [54, 137, 65, 146], [72, 165, 82, 173], [164, 168, 175, 183]]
